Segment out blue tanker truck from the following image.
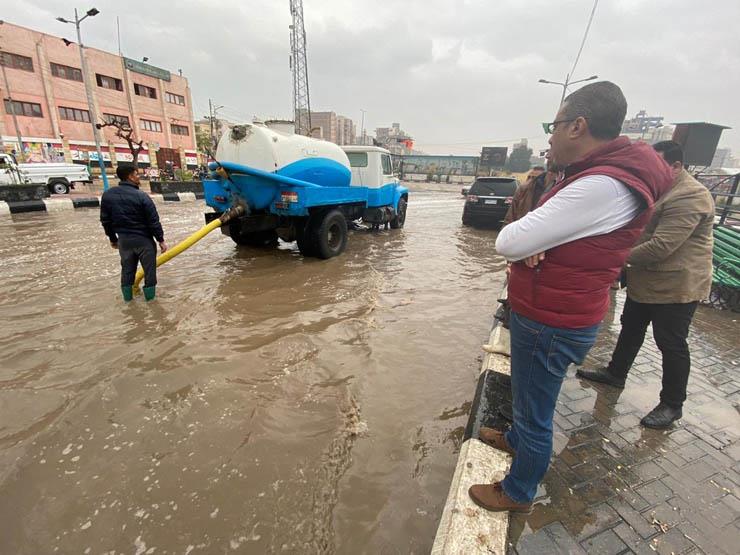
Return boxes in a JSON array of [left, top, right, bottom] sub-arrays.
[[203, 120, 408, 259]]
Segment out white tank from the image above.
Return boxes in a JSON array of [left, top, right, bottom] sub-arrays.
[[215, 120, 350, 174]]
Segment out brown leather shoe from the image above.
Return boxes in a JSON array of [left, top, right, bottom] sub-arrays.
[[468, 482, 533, 514], [478, 426, 515, 456]]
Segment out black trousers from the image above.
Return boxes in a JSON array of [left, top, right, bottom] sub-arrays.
[[118, 234, 157, 287], [607, 297, 698, 409]]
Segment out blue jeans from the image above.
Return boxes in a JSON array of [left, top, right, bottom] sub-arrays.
[[502, 311, 599, 503]]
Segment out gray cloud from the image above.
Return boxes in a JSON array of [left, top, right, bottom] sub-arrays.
[[7, 0, 740, 155]]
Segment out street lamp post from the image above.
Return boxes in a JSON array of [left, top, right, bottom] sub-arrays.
[[538, 74, 599, 105], [57, 8, 110, 191], [0, 20, 26, 161], [359, 109, 366, 145]]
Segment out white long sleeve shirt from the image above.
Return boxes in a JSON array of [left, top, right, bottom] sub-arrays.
[[495, 175, 644, 261]]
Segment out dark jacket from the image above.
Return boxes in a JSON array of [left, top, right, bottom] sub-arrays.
[[508, 137, 673, 328], [100, 182, 164, 243]]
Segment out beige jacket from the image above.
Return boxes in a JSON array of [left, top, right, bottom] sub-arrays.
[[626, 169, 715, 304]]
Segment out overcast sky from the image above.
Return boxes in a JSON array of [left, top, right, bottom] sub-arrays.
[[8, 0, 740, 156]]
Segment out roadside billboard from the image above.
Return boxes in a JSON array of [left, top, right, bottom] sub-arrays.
[[399, 155, 479, 178], [480, 146, 508, 170]]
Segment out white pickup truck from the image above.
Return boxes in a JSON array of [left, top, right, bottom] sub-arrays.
[[0, 153, 92, 194]]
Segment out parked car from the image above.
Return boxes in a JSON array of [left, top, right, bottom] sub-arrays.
[[0, 153, 91, 194], [461, 176, 518, 228]]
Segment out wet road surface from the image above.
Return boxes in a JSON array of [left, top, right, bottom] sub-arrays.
[[0, 191, 506, 554]]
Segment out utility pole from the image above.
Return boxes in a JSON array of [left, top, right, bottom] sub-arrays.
[[208, 99, 224, 152], [116, 16, 137, 142], [360, 109, 366, 145], [0, 22, 26, 161], [57, 8, 109, 190]]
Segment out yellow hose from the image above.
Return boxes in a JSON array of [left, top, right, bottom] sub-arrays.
[[133, 206, 244, 291]]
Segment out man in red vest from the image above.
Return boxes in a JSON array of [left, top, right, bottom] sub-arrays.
[[468, 81, 673, 513]]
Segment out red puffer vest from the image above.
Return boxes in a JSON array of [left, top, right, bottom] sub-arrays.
[[508, 137, 673, 328]]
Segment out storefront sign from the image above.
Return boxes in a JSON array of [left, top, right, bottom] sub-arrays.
[[123, 57, 171, 81]]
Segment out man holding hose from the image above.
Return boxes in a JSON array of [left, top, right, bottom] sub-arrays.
[[100, 164, 168, 301]]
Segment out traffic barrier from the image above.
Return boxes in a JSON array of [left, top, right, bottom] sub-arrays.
[[1, 192, 201, 216]]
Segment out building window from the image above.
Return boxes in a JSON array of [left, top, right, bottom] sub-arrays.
[[165, 92, 185, 106], [50, 62, 83, 82], [96, 73, 123, 91], [0, 51, 34, 72], [59, 106, 91, 123], [134, 83, 157, 99], [4, 99, 43, 118], [140, 119, 162, 132], [171, 124, 189, 136], [103, 113, 131, 127]]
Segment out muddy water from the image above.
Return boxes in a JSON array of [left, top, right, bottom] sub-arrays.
[[0, 191, 506, 554]]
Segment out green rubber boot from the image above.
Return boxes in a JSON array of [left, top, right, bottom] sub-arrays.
[[143, 286, 156, 301], [121, 285, 133, 302]]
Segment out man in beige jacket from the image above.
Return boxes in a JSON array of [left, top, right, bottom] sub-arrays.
[[577, 140, 715, 428]]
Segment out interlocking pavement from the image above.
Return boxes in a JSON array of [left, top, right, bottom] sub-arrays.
[[508, 292, 740, 555]]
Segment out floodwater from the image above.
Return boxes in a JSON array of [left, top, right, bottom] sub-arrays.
[[0, 190, 507, 554]]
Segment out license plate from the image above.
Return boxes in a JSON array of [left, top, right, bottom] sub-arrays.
[[484, 199, 499, 205]]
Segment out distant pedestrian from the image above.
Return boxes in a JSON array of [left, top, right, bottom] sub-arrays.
[[469, 81, 673, 514], [502, 165, 558, 226], [100, 164, 168, 301], [577, 141, 715, 428]]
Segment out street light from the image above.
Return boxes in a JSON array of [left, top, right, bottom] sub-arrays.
[[538, 74, 599, 104], [57, 7, 110, 191], [0, 20, 25, 161], [359, 109, 367, 145]]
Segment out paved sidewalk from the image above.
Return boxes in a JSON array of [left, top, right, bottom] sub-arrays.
[[508, 292, 740, 555]]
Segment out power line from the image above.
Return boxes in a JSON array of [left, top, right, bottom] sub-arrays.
[[568, 0, 599, 81]]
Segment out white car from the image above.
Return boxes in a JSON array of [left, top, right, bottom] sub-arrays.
[[0, 153, 92, 194]]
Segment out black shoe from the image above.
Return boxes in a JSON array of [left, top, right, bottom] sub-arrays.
[[640, 403, 682, 429], [576, 367, 626, 389]]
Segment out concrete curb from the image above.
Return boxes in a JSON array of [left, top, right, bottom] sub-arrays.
[[1, 192, 202, 216], [432, 292, 512, 555]]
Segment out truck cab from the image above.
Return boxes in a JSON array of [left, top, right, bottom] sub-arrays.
[[344, 146, 396, 188], [0, 152, 91, 194]]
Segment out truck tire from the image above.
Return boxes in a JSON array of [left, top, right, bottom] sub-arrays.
[[49, 179, 70, 195], [296, 218, 318, 257], [390, 197, 407, 229], [312, 209, 348, 259]]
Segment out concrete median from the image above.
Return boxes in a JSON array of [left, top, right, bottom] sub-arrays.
[[432, 291, 513, 554]]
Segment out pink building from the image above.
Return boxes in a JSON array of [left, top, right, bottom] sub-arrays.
[[0, 21, 197, 170]]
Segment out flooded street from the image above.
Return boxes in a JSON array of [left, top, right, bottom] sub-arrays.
[[0, 191, 506, 554]]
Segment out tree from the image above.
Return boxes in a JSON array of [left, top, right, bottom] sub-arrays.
[[195, 124, 212, 158], [96, 119, 145, 168], [505, 144, 533, 173]]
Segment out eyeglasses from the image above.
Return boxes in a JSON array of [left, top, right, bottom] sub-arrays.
[[542, 119, 581, 134]]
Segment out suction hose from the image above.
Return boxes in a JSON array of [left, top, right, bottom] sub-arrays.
[[133, 205, 245, 291]]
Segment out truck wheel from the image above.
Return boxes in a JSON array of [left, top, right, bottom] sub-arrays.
[[296, 219, 318, 257], [390, 197, 407, 229], [49, 179, 69, 195], [312, 209, 348, 259]]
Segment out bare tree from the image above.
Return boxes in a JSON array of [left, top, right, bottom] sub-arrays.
[[96, 119, 145, 168]]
